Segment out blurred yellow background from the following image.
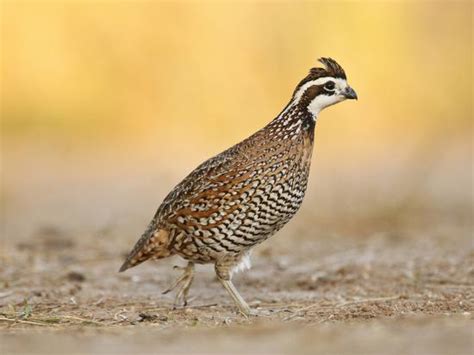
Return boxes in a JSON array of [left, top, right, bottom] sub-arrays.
[[2, 1, 472, 242]]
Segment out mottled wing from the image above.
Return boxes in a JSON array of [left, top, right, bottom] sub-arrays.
[[156, 146, 242, 222], [119, 145, 243, 271]]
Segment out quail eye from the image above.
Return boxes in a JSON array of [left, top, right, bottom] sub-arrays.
[[324, 81, 335, 91]]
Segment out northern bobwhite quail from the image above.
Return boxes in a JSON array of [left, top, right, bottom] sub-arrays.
[[119, 58, 357, 315]]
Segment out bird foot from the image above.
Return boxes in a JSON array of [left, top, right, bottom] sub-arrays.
[[162, 262, 195, 307]]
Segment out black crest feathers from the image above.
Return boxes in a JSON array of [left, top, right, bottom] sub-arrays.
[[294, 57, 347, 95], [316, 57, 347, 79], [307, 57, 347, 80]]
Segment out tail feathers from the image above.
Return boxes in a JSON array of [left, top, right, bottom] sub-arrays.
[[119, 257, 146, 272], [118, 243, 150, 272], [119, 260, 135, 273], [118, 228, 171, 273], [119, 262, 129, 273]]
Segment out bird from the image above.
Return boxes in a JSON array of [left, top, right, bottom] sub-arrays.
[[119, 57, 357, 316]]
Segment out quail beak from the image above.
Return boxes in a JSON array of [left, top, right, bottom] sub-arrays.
[[343, 86, 358, 100]]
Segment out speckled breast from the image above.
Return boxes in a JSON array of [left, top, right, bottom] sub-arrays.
[[166, 126, 315, 263]]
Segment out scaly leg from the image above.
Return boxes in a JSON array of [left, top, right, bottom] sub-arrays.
[[215, 256, 256, 316], [162, 262, 195, 307], [218, 277, 253, 316]]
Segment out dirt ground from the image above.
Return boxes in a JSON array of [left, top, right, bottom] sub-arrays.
[[1, 208, 473, 354]]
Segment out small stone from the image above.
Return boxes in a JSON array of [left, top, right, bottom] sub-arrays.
[[137, 312, 158, 322], [66, 271, 86, 282]]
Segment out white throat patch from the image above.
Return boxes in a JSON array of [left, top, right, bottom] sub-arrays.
[[307, 94, 345, 116], [292, 77, 348, 118]]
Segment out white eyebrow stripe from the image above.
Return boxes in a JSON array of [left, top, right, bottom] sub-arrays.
[[307, 77, 338, 85], [292, 77, 347, 103]]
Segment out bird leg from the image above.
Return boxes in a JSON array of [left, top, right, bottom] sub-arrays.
[[215, 257, 256, 316], [162, 262, 195, 307], [218, 278, 253, 316]]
